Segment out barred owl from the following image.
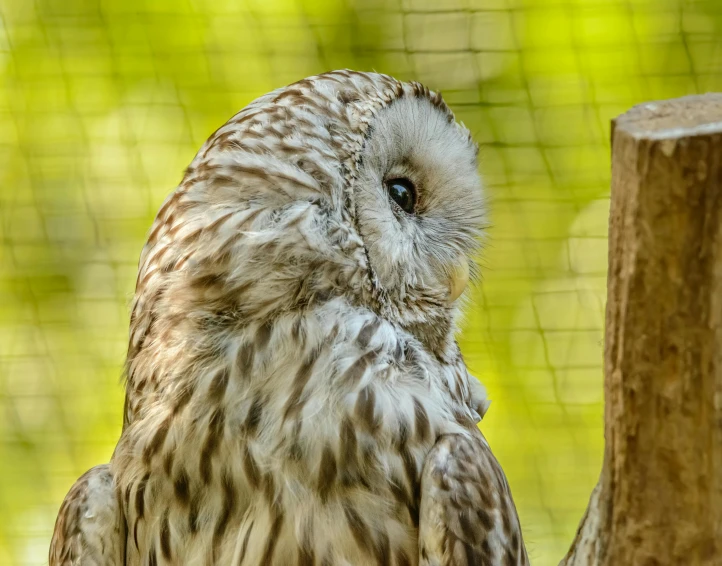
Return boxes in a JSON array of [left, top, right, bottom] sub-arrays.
[[50, 70, 529, 566]]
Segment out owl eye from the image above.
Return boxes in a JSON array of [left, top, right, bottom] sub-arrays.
[[385, 178, 417, 214]]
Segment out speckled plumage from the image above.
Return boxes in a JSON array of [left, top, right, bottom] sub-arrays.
[[50, 70, 528, 566]]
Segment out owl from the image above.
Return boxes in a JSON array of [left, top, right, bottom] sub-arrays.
[[50, 70, 529, 566]]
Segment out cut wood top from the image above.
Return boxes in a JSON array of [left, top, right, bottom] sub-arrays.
[[614, 93, 722, 140]]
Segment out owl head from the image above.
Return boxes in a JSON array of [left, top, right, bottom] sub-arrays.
[[129, 70, 484, 363]]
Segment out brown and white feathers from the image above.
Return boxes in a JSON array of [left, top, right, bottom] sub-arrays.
[[50, 70, 528, 566]]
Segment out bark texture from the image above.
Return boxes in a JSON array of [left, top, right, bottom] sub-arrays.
[[561, 94, 722, 566]]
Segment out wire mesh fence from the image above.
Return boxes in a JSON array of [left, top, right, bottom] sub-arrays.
[[1, 0, 720, 564]]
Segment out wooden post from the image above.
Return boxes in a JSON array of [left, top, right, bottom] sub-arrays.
[[560, 94, 722, 565]]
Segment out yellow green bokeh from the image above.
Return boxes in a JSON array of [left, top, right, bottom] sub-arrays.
[[1, 0, 720, 564]]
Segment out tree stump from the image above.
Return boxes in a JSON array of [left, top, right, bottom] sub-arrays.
[[560, 94, 722, 565]]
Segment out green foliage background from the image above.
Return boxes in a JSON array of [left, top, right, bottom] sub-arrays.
[[1, 0, 720, 564]]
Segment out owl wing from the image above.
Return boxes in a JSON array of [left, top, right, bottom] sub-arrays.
[[418, 433, 529, 566], [50, 464, 125, 566]]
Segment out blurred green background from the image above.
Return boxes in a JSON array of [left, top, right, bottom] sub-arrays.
[[1, 0, 721, 564]]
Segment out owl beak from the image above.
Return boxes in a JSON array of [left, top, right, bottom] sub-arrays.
[[448, 260, 469, 303]]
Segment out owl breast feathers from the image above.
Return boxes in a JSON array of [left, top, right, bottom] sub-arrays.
[[50, 70, 529, 566]]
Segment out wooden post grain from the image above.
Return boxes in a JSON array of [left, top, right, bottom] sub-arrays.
[[560, 94, 722, 565]]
